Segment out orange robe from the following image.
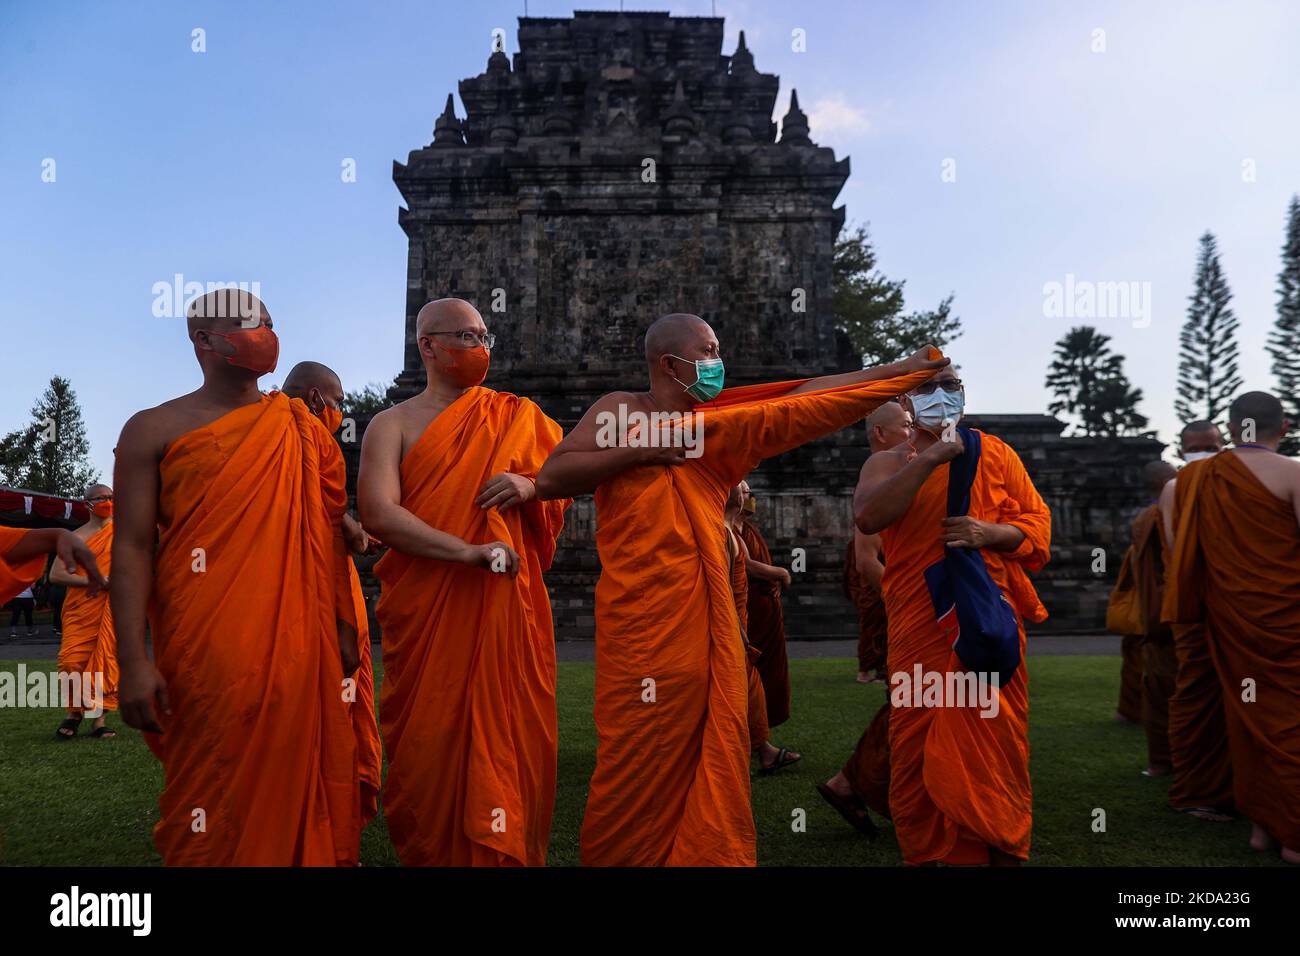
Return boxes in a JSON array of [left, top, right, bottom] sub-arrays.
[[1164, 453, 1300, 847], [0, 527, 46, 604], [145, 393, 359, 866], [846, 539, 888, 674], [881, 431, 1050, 865], [347, 564, 382, 829], [580, 366, 939, 867], [375, 387, 568, 866], [739, 519, 790, 728], [57, 522, 119, 714]]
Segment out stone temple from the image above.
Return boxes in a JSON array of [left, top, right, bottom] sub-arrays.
[[350, 11, 1162, 639]]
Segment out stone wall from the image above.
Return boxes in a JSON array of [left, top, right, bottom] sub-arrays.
[[344, 12, 1163, 640]]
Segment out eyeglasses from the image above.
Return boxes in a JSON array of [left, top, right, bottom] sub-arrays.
[[423, 330, 496, 349], [912, 379, 963, 395]]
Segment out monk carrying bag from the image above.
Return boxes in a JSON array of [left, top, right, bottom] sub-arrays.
[[923, 426, 1022, 685]]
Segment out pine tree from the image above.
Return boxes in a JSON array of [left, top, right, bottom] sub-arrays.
[[1267, 196, 1300, 456], [833, 224, 962, 366], [1176, 232, 1242, 425], [0, 376, 99, 496], [1045, 325, 1146, 436]]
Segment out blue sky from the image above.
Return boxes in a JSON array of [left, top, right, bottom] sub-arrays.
[[3, 0, 1298, 482]]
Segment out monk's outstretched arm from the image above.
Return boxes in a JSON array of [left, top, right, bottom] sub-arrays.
[[536, 392, 681, 500], [111, 411, 170, 733], [855, 437, 962, 534], [785, 346, 949, 396], [5, 528, 104, 590], [358, 411, 518, 573]]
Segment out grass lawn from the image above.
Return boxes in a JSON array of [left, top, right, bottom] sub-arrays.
[[0, 655, 1280, 866]]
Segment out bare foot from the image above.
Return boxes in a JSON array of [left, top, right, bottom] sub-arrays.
[[1282, 846, 1300, 865], [1114, 711, 1140, 725], [1142, 763, 1171, 777], [824, 770, 853, 798], [856, 671, 870, 684], [1250, 823, 1278, 853]]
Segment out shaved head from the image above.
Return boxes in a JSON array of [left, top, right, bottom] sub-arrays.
[[865, 400, 912, 453], [1142, 460, 1177, 498], [416, 298, 484, 338], [84, 483, 112, 499], [1179, 419, 1225, 456], [1228, 391, 1285, 441], [282, 361, 342, 399], [186, 288, 268, 338], [644, 313, 715, 363]]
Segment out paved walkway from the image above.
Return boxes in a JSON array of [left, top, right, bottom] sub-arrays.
[[0, 627, 1120, 661]]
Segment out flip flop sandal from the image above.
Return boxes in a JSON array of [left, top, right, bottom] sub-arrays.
[[816, 783, 879, 839], [90, 726, 117, 739], [758, 747, 801, 777], [1177, 805, 1232, 822], [55, 716, 83, 740]]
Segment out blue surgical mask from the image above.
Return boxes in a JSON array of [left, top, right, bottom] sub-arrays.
[[670, 355, 725, 402], [1182, 451, 1217, 463], [911, 388, 964, 432]]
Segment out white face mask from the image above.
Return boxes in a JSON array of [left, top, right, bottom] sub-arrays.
[[1183, 450, 1217, 463], [910, 388, 964, 432]]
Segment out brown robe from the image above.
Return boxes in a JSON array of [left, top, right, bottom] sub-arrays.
[[844, 539, 887, 675], [729, 525, 768, 752], [843, 703, 892, 819], [1165, 453, 1300, 845], [1130, 504, 1177, 768], [739, 519, 790, 728]]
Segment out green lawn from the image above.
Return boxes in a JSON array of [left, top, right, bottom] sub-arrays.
[[0, 656, 1280, 866]]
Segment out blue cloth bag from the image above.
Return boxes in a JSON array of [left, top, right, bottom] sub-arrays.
[[922, 427, 1021, 685]]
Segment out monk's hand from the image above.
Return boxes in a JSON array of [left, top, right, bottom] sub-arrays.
[[476, 472, 536, 512], [57, 531, 107, 594], [465, 540, 521, 578], [641, 444, 686, 467], [343, 521, 370, 556], [119, 659, 170, 734], [777, 568, 793, 588], [924, 429, 965, 463], [941, 516, 993, 549], [899, 345, 951, 374]]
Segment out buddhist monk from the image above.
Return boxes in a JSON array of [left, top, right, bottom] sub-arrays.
[[847, 530, 888, 684], [819, 400, 914, 836], [736, 479, 793, 727], [112, 288, 361, 866], [1106, 461, 1179, 775], [725, 482, 800, 774], [280, 361, 384, 833], [0, 527, 103, 605], [1157, 420, 1234, 822], [358, 298, 569, 867], [50, 483, 119, 740], [1164, 392, 1300, 863], [855, 365, 1051, 866], [535, 311, 947, 866]]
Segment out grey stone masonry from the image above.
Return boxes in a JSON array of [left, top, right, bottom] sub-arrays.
[[343, 12, 1161, 640]]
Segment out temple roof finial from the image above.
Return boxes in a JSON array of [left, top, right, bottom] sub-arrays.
[[778, 87, 812, 147]]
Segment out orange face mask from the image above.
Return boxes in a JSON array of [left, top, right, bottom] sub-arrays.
[[91, 500, 113, 519], [433, 343, 490, 388], [317, 399, 344, 435], [202, 325, 280, 375]]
